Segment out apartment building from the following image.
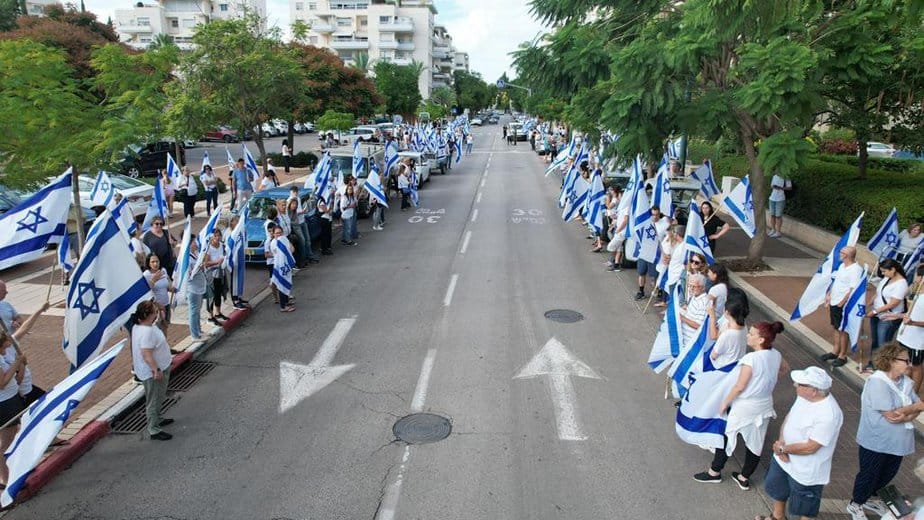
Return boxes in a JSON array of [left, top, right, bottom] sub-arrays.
[[290, 0, 468, 99], [113, 0, 266, 50]]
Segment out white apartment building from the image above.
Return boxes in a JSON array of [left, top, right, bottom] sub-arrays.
[[113, 0, 266, 50], [453, 51, 469, 73], [290, 0, 468, 99], [23, 0, 58, 16]]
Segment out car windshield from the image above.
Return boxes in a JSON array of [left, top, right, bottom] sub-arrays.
[[247, 197, 284, 220], [673, 188, 700, 207], [108, 175, 145, 189], [329, 156, 369, 179]]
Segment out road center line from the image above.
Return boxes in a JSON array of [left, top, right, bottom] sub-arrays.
[[460, 231, 472, 254], [410, 349, 437, 412], [476, 192, 482, 204], [443, 274, 459, 307], [471, 209, 478, 223], [374, 445, 411, 520], [480, 178, 486, 188]]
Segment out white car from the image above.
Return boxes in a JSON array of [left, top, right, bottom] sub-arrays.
[[254, 122, 279, 138], [271, 119, 288, 135], [78, 173, 154, 219], [398, 151, 430, 185], [470, 118, 483, 126], [864, 141, 897, 158]]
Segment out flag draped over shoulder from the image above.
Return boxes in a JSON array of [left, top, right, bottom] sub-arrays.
[[225, 207, 248, 298], [0, 169, 72, 271], [791, 213, 864, 321], [676, 354, 739, 449], [648, 284, 685, 373], [867, 208, 899, 258], [690, 160, 720, 199], [271, 237, 296, 296], [362, 163, 389, 208], [683, 202, 715, 265], [89, 171, 115, 207], [1, 340, 126, 507], [62, 213, 151, 369], [669, 314, 717, 399], [841, 266, 869, 352], [722, 175, 756, 238]]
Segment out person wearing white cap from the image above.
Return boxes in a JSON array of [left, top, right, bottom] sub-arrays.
[[756, 366, 843, 520]]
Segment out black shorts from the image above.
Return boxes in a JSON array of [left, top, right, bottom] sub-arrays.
[[0, 394, 25, 427], [21, 386, 46, 407], [903, 345, 924, 366], [829, 305, 844, 329]]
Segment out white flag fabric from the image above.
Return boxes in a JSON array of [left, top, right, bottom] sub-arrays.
[[362, 163, 389, 208], [648, 284, 685, 373], [585, 172, 606, 235], [226, 147, 236, 172], [165, 152, 181, 187], [903, 242, 923, 275], [562, 175, 590, 222], [352, 138, 365, 179], [791, 213, 864, 321], [385, 140, 399, 175], [676, 355, 740, 449], [310, 152, 332, 194], [841, 266, 869, 351], [867, 208, 900, 258], [62, 214, 150, 369], [615, 156, 645, 223], [171, 217, 194, 306], [545, 137, 574, 176], [193, 209, 223, 275], [225, 207, 248, 298], [140, 176, 168, 232], [200, 151, 211, 173], [722, 175, 756, 238], [691, 160, 720, 199], [56, 233, 74, 273], [270, 236, 296, 296], [669, 314, 717, 399], [1, 340, 126, 507], [651, 169, 674, 219], [109, 198, 137, 240], [668, 136, 684, 159], [630, 189, 661, 263], [0, 169, 72, 270], [683, 202, 715, 265], [89, 171, 115, 207], [243, 143, 260, 184]]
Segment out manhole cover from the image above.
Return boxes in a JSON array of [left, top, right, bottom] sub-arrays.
[[393, 413, 451, 444], [544, 309, 584, 323]]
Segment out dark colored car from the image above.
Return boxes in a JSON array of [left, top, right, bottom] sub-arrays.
[[202, 126, 240, 143], [119, 141, 186, 178]]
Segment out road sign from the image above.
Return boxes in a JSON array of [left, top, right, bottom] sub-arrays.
[[496, 79, 505, 89]]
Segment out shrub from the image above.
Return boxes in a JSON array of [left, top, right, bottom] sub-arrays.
[[261, 151, 318, 169], [811, 154, 924, 174], [817, 139, 858, 155]]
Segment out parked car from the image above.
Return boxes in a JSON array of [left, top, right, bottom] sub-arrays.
[[293, 122, 315, 134], [202, 126, 240, 143], [271, 119, 288, 135], [508, 122, 528, 141], [345, 126, 381, 144], [77, 172, 153, 219], [3, 182, 97, 233], [327, 144, 385, 217], [470, 118, 483, 126], [254, 122, 279, 139], [243, 187, 313, 264], [864, 141, 898, 158], [0, 188, 25, 217], [119, 140, 186, 178], [376, 122, 395, 137], [487, 116, 499, 124], [397, 151, 430, 185]]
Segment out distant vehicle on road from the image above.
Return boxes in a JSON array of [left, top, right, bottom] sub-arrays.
[[202, 126, 240, 143], [119, 140, 186, 178], [470, 118, 483, 126], [863, 141, 897, 158]]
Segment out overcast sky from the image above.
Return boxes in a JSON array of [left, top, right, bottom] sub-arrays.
[[82, 0, 549, 83]]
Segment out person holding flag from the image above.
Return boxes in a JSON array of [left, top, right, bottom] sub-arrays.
[[819, 246, 865, 367], [896, 223, 923, 281], [231, 158, 253, 212], [866, 207, 899, 260], [223, 212, 250, 310], [364, 163, 389, 231], [269, 224, 296, 312], [863, 259, 908, 371], [700, 201, 730, 255]]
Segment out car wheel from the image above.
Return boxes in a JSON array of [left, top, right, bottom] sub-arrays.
[[224, 135, 234, 143], [128, 167, 140, 178], [263, 132, 271, 138]]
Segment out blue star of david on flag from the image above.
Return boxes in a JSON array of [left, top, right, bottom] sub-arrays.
[[99, 180, 110, 192], [74, 281, 105, 319], [701, 235, 711, 249], [54, 399, 80, 423], [885, 232, 898, 246], [856, 304, 866, 318], [279, 264, 291, 276], [16, 207, 48, 234], [646, 226, 658, 241]]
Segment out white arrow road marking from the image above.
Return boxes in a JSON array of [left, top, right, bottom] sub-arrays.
[[514, 338, 602, 441], [278, 317, 357, 413]]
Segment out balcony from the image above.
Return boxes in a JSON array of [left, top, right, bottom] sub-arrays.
[[118, 24, 154, 33], [311, 21, 334, 32], [378, 39, 398, 49], [330, 38, 370, 50], [329, 1, 369, 9], [396, 41, 415, 51], [391, 57, 412, 66], [380, 17, 413, 32]]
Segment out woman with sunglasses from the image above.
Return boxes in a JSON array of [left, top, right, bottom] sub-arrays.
[[701, 201, 730, 255], [846, 343, 919, 519], [865, 259, 909, 372], [142, 217, 177, 276]]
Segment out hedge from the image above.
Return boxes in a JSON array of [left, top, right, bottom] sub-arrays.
[[139, 176, 228, 199], [808, 154, 924, 174], [262, 151, 318, 169]]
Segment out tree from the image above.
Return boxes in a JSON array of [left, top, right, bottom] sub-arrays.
[[0, 0, 22, 32], [452, 70, 490, 113], [350, 52, 373, 73], [148, 32, 174, 50], [167, 14, 302, 171], [373, 61, 421, 119], [429, 86, 455, 108], [316, 109, 354, 135]]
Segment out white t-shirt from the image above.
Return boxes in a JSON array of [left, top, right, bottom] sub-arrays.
[[897, 230, 923, 255], [682, 293, 710, 345], [205, 243, 225, 279], [653, 217, 671, 241], [143, 268, 170, 306], [897, 293, 923, 350], [178, 174, 197, 196], [0, 350, 19, 401], [737, 349, 782, 400], [200, 171, 217, 192], [667, 242, 686, 285], [829, 262, 864, 305], [775, 395, 844, 486], [131, 324, 172, 381], [769, 175, 791, 202], [2, 347, 31, 396], [712, 327, 747, 368], [708, 282, 728, 316], [875, 277, 908, 316], [340, 195, 356, 220]]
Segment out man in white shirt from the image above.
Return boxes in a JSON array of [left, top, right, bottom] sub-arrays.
[[768, 174, 792, 238], [820, 246, 864, 367], [761, 367, 843, 520], [0, 280, 21, 331]]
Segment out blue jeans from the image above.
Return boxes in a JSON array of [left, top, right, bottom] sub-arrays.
[[187, 292, 204, 339], [764, 457, 825, 518], [350, 214, 359, 239], [342, 214, 356, 242], [870, 316, 901, 352], [466, 143, 473, 154], [299, 222, 315, 259]]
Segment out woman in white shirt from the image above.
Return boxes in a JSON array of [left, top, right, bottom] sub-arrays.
[[204, 229, 229, 326], [340, 184, 358, 246], [895, 223, 922, 263], [707, 263, 729, 316], [177, 167, 198, 218], [142, 254, 173, 330], [897, 291, 924, 393], [281, 139, 292, 173], [398, 162, 411, 210], [866, 259, 909, 371], [130, 225, 151, 269], [706, 287, 750, 368], [130, 300, 175, 441], [694, 321, 789, 489], [260, 169, 279, 191], [200, 165, 218, 217], [0, 329, 25, 486]]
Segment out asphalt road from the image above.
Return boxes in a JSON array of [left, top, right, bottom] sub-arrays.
[[6, 124, 774, 519]]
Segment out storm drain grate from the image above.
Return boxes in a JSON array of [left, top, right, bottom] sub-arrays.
[[393, 413, 452, 444], [111, 396, 181, 434], [168, 360, 216, 391], [544, 309, 584, 323]]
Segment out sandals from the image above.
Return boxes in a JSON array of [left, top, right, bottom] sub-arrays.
[[281, 306, 295, 313]]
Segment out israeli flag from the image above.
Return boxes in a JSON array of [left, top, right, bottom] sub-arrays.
[[1, 340, 126, 507], [0, 169, 72, 271], [409, 171, 420, 207], [840, 266, 869, 351], [225, 207, 248, 298], [89, 171, 115, 207], [651, 169, 674, 219], [165, 152, 181, 184], [271, 236, 296, 296], [454, 139, 462, 164], [172, 217, 194, 306], [545, 137, 575, 176], [676, 355, 739, 449], [791, 212, 864, 321], [110, 198, 137, 241], [667, 136, 684, 159], [690, 160, 720, 199], [62, 213, 151, 369], [648, 283, 685, 373], [867, 208, 900, 258], [200, 151, 211, 174], [722, 175, 756, 238], [141, 176, 168, 232], [226, 146, 236, 172], [585, 172, 606, 235], [56, 233, 74, 273], [616, 155, 645, 220], [669, 314, 716, 399], [362, 163, 389, 208], [384, 140, 399, 174], [631, 189, 660, 263], [562, 175, 590, 222], [192, 209, 222, 275], [683, 202, 715, 265], [242, 143, 260, 184], [902, 242, 922, 278], [352, 138, 365, 178], [309, 152, 332, 193]]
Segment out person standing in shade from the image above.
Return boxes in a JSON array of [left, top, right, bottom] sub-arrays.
[[768, 174, 792, 238], [701, 201, 730, 255], [281, 139, 292, 174], [130, 300, 175, 441], [231, 158, 253, 212], [845, 343, 919, 520], [142, 217, 177, 277], [200, 164, 219, 217], [177, 167, 198, 218], [757, 367, 843, 520], [864, 259, 909, 371], [820, 246, 864, 368]]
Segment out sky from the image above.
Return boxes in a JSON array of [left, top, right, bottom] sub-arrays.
[[82, 0, 549, 83]]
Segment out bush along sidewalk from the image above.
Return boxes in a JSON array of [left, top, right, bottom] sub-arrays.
[[261, 151, 318, 169]]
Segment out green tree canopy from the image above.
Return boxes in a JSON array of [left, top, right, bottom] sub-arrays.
[[316, 109, 354, 133], [373, 61, 421, 119]]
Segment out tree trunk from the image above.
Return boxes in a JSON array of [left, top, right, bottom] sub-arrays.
[[738, 124, 768, 264], [287, 120, 295, 155], [174, 139, 183, 168], [856, 137, 869, 180], [255, 133, 267, 176], [70, 169, 86, 253]]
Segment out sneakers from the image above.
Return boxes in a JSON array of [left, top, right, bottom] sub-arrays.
[[818, 352, 837, 362], [693, 471, 722, 484], [150, 431, 173, 441], [846, 501, 869, 520], [372, 225, 383, 231], [731, 472, 750, 490], [634, 292, 646, 301], [607, 264, 622, 272], [831, 357, 848, 367], [768, 230, 782, 238], [862, 498, 889, 517]]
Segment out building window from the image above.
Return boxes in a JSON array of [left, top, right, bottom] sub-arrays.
[[379, 16, 390, 23], [136, 17, 150, 26], [295, 2, 303, 9], [336, 18, 351, 26], [359, 19, 367, 26], [183, 18, 195, 27], [219, 3, 228, 11], [308, 2, 316, 9], [170, 19, 179, 28]]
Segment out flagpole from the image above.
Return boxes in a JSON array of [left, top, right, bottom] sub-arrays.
[[45, 263, 58, 303]]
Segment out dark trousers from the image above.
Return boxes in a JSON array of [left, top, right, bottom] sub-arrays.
[[279, 292, 290, 309], [204, 190, 219, 215], [183, 192, 196, 218], [319, 218, 332, 251], [401, 191, 410, 209], [283, 155, 290, 173], [852, 445, 904, 504], [711, 435, 762, 478]]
